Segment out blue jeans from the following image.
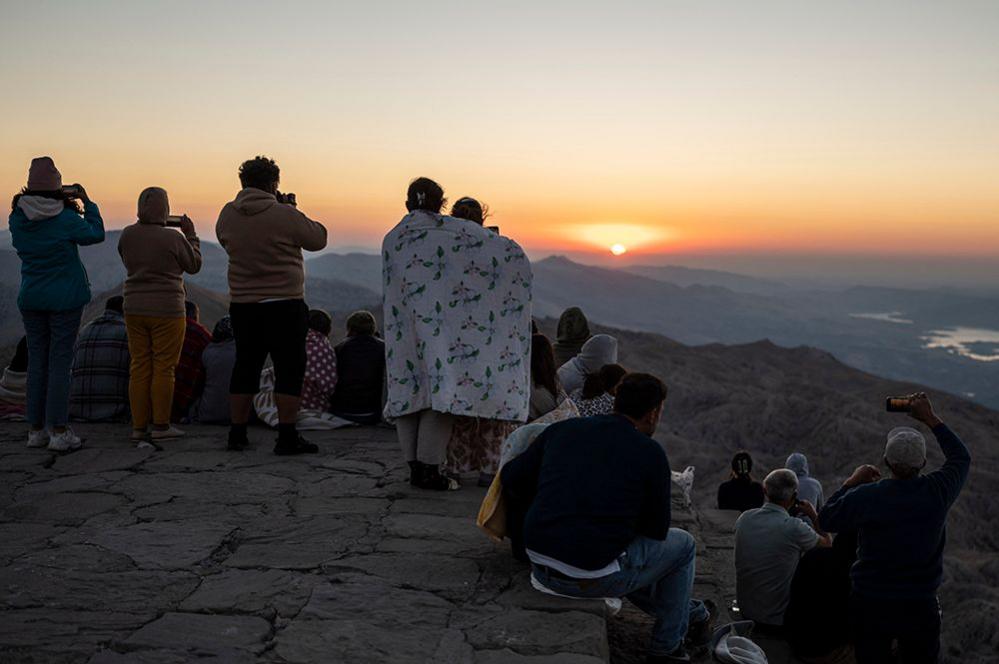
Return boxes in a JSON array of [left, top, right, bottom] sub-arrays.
[[532, 529, 707, 655], [20, 307, 83, 429]]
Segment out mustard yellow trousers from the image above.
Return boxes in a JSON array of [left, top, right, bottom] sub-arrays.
[[125, 315, 186, 429]]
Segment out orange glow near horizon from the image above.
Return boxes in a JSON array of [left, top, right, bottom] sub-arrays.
[[2, 3, 998, 258]]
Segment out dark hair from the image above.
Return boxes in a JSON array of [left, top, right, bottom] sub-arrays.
[[731, 451, 754, 479], [582, 363, 627, 399], [9, 337, 28, 373], [105, 296, 125, 314], [406, 177, 446, 213], [184, 300, 199, 320], [346, 310, 377, 337], [11, 188, 83, 214], [212, 315, 234, 343], [613, 373, 667, 420], [239, 156, 280, 192], [451, 197, 489, 225], [308, 309, 333, 337], [530, 334, 559, 397]]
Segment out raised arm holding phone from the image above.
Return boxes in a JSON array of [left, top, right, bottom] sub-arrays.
[[818, 392, 971, 664]]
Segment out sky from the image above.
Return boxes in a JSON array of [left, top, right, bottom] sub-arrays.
[[2, 1, 998, 270]]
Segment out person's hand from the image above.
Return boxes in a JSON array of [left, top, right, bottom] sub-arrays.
[[844, 464, 882, 488], [178, 214, 196, 238], [796, 499, 818, 521], [69, 183, 90, 203], [907, 392, 943, 429]]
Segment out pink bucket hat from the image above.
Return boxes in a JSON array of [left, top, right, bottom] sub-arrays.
[[27, 156, 62, 191]]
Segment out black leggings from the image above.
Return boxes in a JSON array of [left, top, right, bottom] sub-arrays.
[[229, 299, 308, 396]]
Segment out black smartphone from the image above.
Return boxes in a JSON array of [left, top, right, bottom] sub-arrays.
[[886, 397, 911, 412], [165, 215, 184, 228]]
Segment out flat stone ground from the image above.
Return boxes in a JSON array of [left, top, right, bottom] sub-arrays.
[[0, 422, 801, 664], [0, 423, 615, 664]]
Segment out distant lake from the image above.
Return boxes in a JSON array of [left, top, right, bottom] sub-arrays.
[[923, 327, 999, 362], [849, 311, 913, 324]]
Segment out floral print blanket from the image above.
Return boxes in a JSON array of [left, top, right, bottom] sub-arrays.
[[382, 211, 533, 421]]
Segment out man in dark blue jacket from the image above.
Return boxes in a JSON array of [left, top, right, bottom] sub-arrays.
[[819, 392, 970, 664], [502, 373, 709, 663]]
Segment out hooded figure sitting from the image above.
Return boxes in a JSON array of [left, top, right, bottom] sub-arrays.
[[785, 452, 824, 515], [193, 316, 236, 424], [552, 307, 591, 367], [557, 334, 618, 395]]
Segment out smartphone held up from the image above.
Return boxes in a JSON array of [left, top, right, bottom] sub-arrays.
[[885, 396, 912, 412]]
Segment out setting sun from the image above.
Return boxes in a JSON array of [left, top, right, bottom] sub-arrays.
[[610, 244, 628, 256]]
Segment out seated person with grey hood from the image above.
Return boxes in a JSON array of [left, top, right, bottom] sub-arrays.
[[193, 316, 236, 425], [785, 452, 824, 526], [557, 333, 618, 395]]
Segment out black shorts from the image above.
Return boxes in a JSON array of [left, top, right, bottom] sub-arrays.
[[229, 299, 308, 396]]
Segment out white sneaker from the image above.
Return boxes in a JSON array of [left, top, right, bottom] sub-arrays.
[[26, 429, 49, 448], [151, 426, 185, 441], [47, 428, 83, 453]]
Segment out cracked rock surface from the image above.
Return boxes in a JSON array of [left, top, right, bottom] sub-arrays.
[[0, 424, 614, 663]]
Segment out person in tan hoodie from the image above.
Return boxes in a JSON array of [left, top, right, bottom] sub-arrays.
[[118, 187, 202, 445], [215, 156, 328, 455]]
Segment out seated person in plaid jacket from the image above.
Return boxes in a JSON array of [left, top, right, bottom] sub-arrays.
[[69, 296, 131, 422]]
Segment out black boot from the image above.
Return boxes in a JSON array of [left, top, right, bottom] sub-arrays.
[[408, 460, 422, 486], [413, 462, 460, 491], [227, 426, 249, 451]]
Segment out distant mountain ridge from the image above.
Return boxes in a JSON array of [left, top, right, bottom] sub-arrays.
[[272, 252, 999, 408], [5, 247, 999, 407], [623, 262, 789, 295]]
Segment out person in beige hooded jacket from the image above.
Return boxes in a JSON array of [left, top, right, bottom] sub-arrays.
[[118, 187, 202, 444], [215, 156, 328, 455]]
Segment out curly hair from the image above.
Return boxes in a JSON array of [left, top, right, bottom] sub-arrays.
[[238, 156, 280, 192]]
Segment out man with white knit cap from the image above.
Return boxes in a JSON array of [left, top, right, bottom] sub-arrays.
[[819, 392, 970, 664]]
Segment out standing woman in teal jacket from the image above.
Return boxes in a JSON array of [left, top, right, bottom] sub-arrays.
[[8, 157, 105, 452]]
